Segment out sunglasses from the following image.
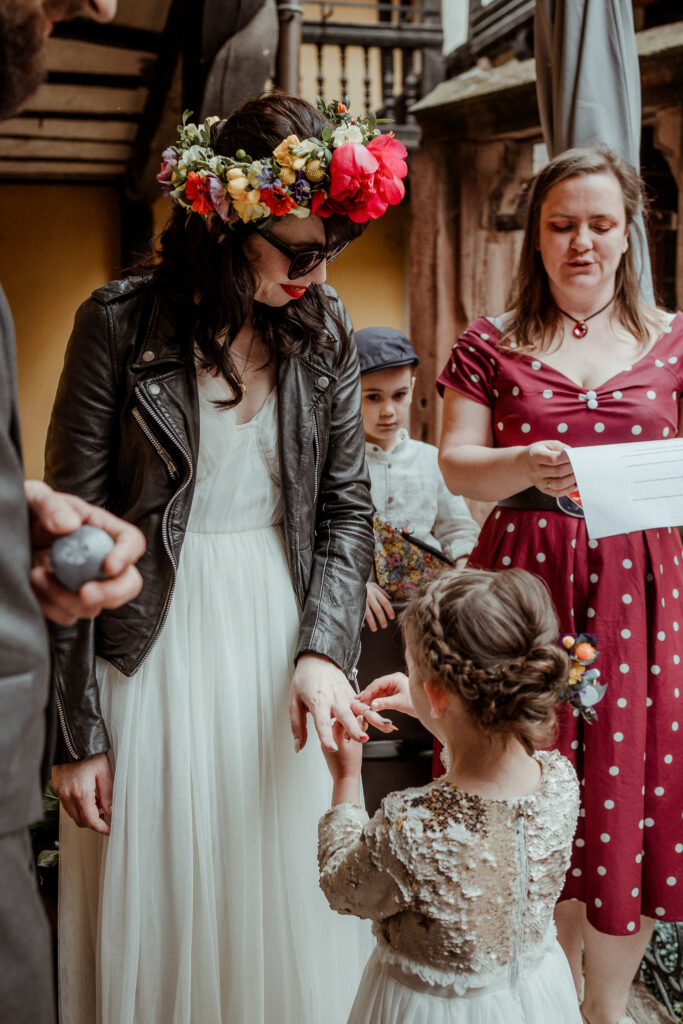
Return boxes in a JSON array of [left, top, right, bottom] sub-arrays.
[[257, 229, 349, 280]]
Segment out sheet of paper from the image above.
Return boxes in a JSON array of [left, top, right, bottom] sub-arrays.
[[565, 438, 683, 539]]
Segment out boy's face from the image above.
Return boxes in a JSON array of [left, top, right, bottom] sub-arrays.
[[361, 365, 415, 451]]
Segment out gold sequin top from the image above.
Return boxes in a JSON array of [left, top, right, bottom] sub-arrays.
[[318, 749, 578, 991]]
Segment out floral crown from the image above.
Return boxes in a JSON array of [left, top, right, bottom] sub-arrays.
[[156, 98, 408, 228]]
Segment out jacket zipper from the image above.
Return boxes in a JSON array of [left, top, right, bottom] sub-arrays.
[[54, 682, 79, 760], [312, 415, 320, 508], [134, 386, 193, 668], [131, 406, 179, 480]]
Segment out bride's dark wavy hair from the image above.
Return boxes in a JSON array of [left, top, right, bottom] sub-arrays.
[[147, 93, 365, 405]]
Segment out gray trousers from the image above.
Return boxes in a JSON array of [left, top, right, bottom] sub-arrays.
[[0, 829, 55, 1024]]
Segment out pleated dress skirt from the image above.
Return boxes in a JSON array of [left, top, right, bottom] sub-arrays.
[[57, 379, 370, 1024], [347, 930, 582, 1024]]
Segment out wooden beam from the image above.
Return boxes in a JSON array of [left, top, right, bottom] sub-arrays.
[[45, 37, 156, 77], [19, 84, 148, 116], [0, 160, 125, 178], [0, 117, 137, 142], [0, 138, 131, 160]]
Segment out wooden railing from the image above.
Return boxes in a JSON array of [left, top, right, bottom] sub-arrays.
[[301, 1, 443, 148]]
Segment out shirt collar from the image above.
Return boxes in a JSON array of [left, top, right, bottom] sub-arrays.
[[365, 428, 409, 457]]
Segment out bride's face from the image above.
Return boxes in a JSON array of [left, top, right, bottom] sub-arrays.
[[243, 214, 329, 308]]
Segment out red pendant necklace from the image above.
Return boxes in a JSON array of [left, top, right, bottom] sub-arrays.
[[556, 295, 615, 338]]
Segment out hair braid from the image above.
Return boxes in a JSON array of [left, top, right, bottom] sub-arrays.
[[402, 568, 570, 754]]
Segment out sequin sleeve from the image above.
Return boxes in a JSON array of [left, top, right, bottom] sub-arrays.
[[318, 802, 412, 921], [436, 317, 500, 408]]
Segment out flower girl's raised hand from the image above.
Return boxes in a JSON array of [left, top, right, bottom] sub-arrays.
[[359, 671, 416, 718], [322, 719, 366, 807]]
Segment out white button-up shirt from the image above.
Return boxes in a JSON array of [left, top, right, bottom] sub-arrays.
[[365, 430, 479, 562]]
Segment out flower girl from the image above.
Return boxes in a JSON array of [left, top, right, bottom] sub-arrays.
[[318, 568, 582, 1024]]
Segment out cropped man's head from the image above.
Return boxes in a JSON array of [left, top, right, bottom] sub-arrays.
[[0, 0, 116, 119]]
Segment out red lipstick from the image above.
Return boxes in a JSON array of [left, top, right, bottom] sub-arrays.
[[282, 285, 307, 299]]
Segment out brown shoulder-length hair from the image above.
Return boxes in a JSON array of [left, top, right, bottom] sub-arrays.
[[503, 144, 659, 354], [402, 568, 570, 754], [144, 93, 365, 405]]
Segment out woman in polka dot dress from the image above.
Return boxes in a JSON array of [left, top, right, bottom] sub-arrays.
[[436, 145, 683, 1024]]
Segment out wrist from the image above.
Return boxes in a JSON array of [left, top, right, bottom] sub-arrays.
[[331, 772, 362, 807]]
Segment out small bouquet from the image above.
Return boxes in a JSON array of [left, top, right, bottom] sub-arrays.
[[557, 632, 607, 723]]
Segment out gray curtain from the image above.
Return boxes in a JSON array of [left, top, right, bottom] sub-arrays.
[[534, 0, 654, 303]]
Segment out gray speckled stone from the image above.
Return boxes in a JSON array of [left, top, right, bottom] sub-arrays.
[[50, 525, 115, 592]]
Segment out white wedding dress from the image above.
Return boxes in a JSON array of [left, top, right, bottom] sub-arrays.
[[58, 372, 370, 1024]]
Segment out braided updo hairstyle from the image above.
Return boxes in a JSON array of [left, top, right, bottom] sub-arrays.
[[402, 568, 570, 754]]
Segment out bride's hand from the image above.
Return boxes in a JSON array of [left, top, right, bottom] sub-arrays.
[[289, 653, 392, 752], [51, 752, 113, 834], [523, 441, 577, 496]]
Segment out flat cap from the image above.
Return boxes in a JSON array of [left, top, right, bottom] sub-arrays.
[[355, 326, 419, 375]]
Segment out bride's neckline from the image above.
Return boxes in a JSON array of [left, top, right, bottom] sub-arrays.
[[198, 373, 277, 426]]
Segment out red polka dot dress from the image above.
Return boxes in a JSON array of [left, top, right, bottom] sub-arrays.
[[437, 314, 683, 936]]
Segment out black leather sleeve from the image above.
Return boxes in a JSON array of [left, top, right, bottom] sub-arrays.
[[44, 295, 121, 761], [295, 304, 374, 678]]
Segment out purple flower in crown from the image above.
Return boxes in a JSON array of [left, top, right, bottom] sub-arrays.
[[206, 173, 231, 221], [256, 167, 282, 191], [156, 145, 178, 194], [291, 170, 313, 203]]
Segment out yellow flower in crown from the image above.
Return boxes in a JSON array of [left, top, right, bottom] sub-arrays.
[[226, 168, 249, 198], [231, 188, 270, 222], [272, 134, 306, 170]]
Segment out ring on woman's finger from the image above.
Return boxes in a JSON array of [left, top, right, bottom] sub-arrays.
[[545, 479, 552, 491]]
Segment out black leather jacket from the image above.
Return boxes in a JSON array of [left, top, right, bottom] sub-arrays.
[[45, 277, 373, 761]]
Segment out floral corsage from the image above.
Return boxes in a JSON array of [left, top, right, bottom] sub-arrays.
[[557, 633, 607, 723]]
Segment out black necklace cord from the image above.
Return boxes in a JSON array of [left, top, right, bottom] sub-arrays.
[[555, 294, 615, 338]]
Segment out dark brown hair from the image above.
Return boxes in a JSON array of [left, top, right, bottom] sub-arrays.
[[503, 144, 660, 354], [147, 93, 365, 404], [402, 568, 569, 754]]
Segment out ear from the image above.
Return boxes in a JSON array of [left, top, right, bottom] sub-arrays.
[[424, 678, 449, 719]]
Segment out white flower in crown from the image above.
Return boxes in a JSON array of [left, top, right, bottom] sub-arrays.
[[208, 154, 226, 174], [178, 144, 207, 168], [331, 122, 363, 147], [181, 123, 202, 145], [247, 160, 266, 188], [291, 138, 320, 159]]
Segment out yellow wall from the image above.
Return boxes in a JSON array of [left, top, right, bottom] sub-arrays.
[[0, 184, 121, 478], [326, 202, 410, 333]]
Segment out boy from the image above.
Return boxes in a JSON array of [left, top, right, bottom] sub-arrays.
[[356, 326, 479, 631]]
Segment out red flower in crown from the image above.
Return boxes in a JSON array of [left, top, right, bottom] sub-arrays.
[[312, 136, 408, 223], [367, 132, 408, 206], [311, 143, 382, 222], [184, 171, 213, 217], [260, 185, 298, 217]]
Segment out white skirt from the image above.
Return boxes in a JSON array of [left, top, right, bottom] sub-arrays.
[[57, 524, 371, 1024], [347, 934, 582, 1024]]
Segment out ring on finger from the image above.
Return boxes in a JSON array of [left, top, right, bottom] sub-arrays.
[[545, 478, 552, 491]]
